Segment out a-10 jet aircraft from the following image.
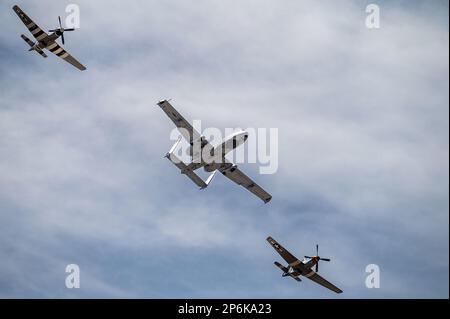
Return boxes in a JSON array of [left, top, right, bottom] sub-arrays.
[[157, 100, 272, 203], [267, 236, 343, 293], [12, 5, 86, 71]]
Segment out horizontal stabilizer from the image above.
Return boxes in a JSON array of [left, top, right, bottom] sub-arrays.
[[21, 35, 47, 58], [183, 169, 208, 189], [274, 261, 288, 273], [21, 34, 34, 47], [166, 152, 208, 189], [274, 261, 301, 281]]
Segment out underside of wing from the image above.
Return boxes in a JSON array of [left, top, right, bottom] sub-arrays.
[[266, 237, 299, 265], [221, 164, 272, 203], [157, 100, 203, 145], [13, 5, 47, 42], [46, 42, 86, 70], [305, 271, 343, 294]]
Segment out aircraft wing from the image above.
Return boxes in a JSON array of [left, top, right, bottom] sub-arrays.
[[157, 100, 203, 145], [266, 237, 299, 264], [221, 163, 272, 203], [305, 271, 343, 294], [13, 5, 48, 42], [46, 42, 86, 71]]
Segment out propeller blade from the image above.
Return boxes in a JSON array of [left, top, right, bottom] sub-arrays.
[[49, 29, 56, 32], [61, 33, 65, 45], [315, 263, 318, 272], [58, 16, 62, 28], [64, 28, 75, 31], [316, 244, 319, 256], [321, 258, 331, 262], [304, 256, 312, 259]]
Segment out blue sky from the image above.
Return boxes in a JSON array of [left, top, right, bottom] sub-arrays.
[[0, 0, 448, 298]]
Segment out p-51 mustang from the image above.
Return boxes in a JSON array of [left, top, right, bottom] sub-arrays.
[[157, 100, 272, 203], [267, 236, 343, 293], [12, 5, 86, 71]]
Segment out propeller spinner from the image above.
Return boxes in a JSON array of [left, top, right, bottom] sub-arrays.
[[48, 16, 75, 45]]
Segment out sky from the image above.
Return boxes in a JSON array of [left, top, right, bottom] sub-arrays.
[[0, 0, 448, 298]]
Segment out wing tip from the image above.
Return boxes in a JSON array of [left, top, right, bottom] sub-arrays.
[[157, 99, 171, 107]]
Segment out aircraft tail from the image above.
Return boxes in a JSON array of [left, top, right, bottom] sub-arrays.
[[165, 137, 216, 189], [21, 34, 47, 58]]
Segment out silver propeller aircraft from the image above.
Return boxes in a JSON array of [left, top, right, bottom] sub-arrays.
[[13, 5, 86, 71], [157, 100, 272, 203], [267, 236, 343, 293]]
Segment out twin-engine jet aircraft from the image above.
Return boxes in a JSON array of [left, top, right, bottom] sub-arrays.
[[267, 236, 343, 293], [12, 5, 86, 71], [157, 100, 272, 203]]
